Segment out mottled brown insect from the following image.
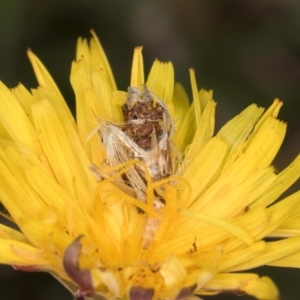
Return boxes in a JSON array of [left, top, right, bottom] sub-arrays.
[[122, 86, 165, 151], [90, 85, 175, 203]]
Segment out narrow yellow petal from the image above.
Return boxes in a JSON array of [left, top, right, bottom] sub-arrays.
[[11, 83, 37, 123], [174, 101, 196, 152], [240, 276, 279, 300], [89, 30, 117, 91], [31, 99, 94, 207], [251, 154, 300, 208], [27, 50, 75, 128], [185, 100, 216, 161], [160, 255, 187, 288], [147, 60, 174, 115], [202, 273, 279, 300], [111, 90, 127, 106], [0, 224, 28, 243], [188, 115, 287, 218], [0, 238, 50, 266], [236, 119, 285, 174], [270, 218, 300, 238], [76, 36, 90, 64], [242, 116, 286, 169], [247, 99, 283, 140], [258, 191, 300, 239], [201, 272, 260, 291], [175, 80, 213, 153], [268, 251, 300, 268], [198, 89, 213, 113], [219, 241, 267, 272], [0, 81, 37, 152], [179, 138, 229, 207], [180, 210, 254, 245], [217, 104, 264, 170], [25, 163, 74, 215], [76, 31, 117, 91], [172, 83, 190, 128], [190, 162, 276, 218], [91, 69, 122, 122], [189, 69, 201, 124], [31, 86, 80, 139], [224, 207, 269, 252], [0, 120, 12, 141], [130, 46, 144, 89], [20, 218, 73, 251], [230, 236, 300, 271], [0, 145, 45, 221], [90, 69, 122, 163], [70, 58, 121, 163], [69, 58, 93, 155], [92, 268, 121, 296]]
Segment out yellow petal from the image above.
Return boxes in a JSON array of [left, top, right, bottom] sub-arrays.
[[172, 83, 190, 128], [270, 218, 300, 238], [217, 104, 264, 170], [11, 83, 37, 123], [0, 119, 12, 141], [92, 268, 121, 296], [268, 251, 300, 268], [0, 144, 45, 221], [174, 101, 196, 152], [147, 60, 174, 116], [231, 236, 300, 271], [31, 99, 94, 206], [19, 217, 72, 250], [198, 88, 213, 113], [0, 81, 37, 152], [190, 162, 276, 219], [130, 46, 144, 89], [27, 50, 75, 128], [69, 58, 94, 157], [241, 276, 279, 300], [219, 241, 267, 272], [242, 116, 286, 169], [70, 57, 121, 162], [0, 224, 28, 242], [0, 238, 51, 267], [91, 69, 122, 122], [257, 191, 300, 238], [76, 30, 117, 91], [179, 137, 229, 207], [224, 207, 269, 252], [185, 99, 215, 161], [251, 154, 300, 208], [247, 99, 283, 140], [179, 210, 254, 246], [189, 69, 201, 124], [160, 255, 187, 288], [202, 273, 279, 300]]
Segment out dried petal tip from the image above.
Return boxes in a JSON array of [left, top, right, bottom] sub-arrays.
[[175, 285, 197, 300], [63, 236, 94, 295], [129, 286, 154, 300], [13, 265, 38, 272], [74, 290, 87, 300]]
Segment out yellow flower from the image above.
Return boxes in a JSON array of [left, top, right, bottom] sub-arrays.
[[0, 30, 300, 300]]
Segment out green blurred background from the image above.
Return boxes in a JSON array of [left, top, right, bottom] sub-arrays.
[[0, 0, 299, 299]]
